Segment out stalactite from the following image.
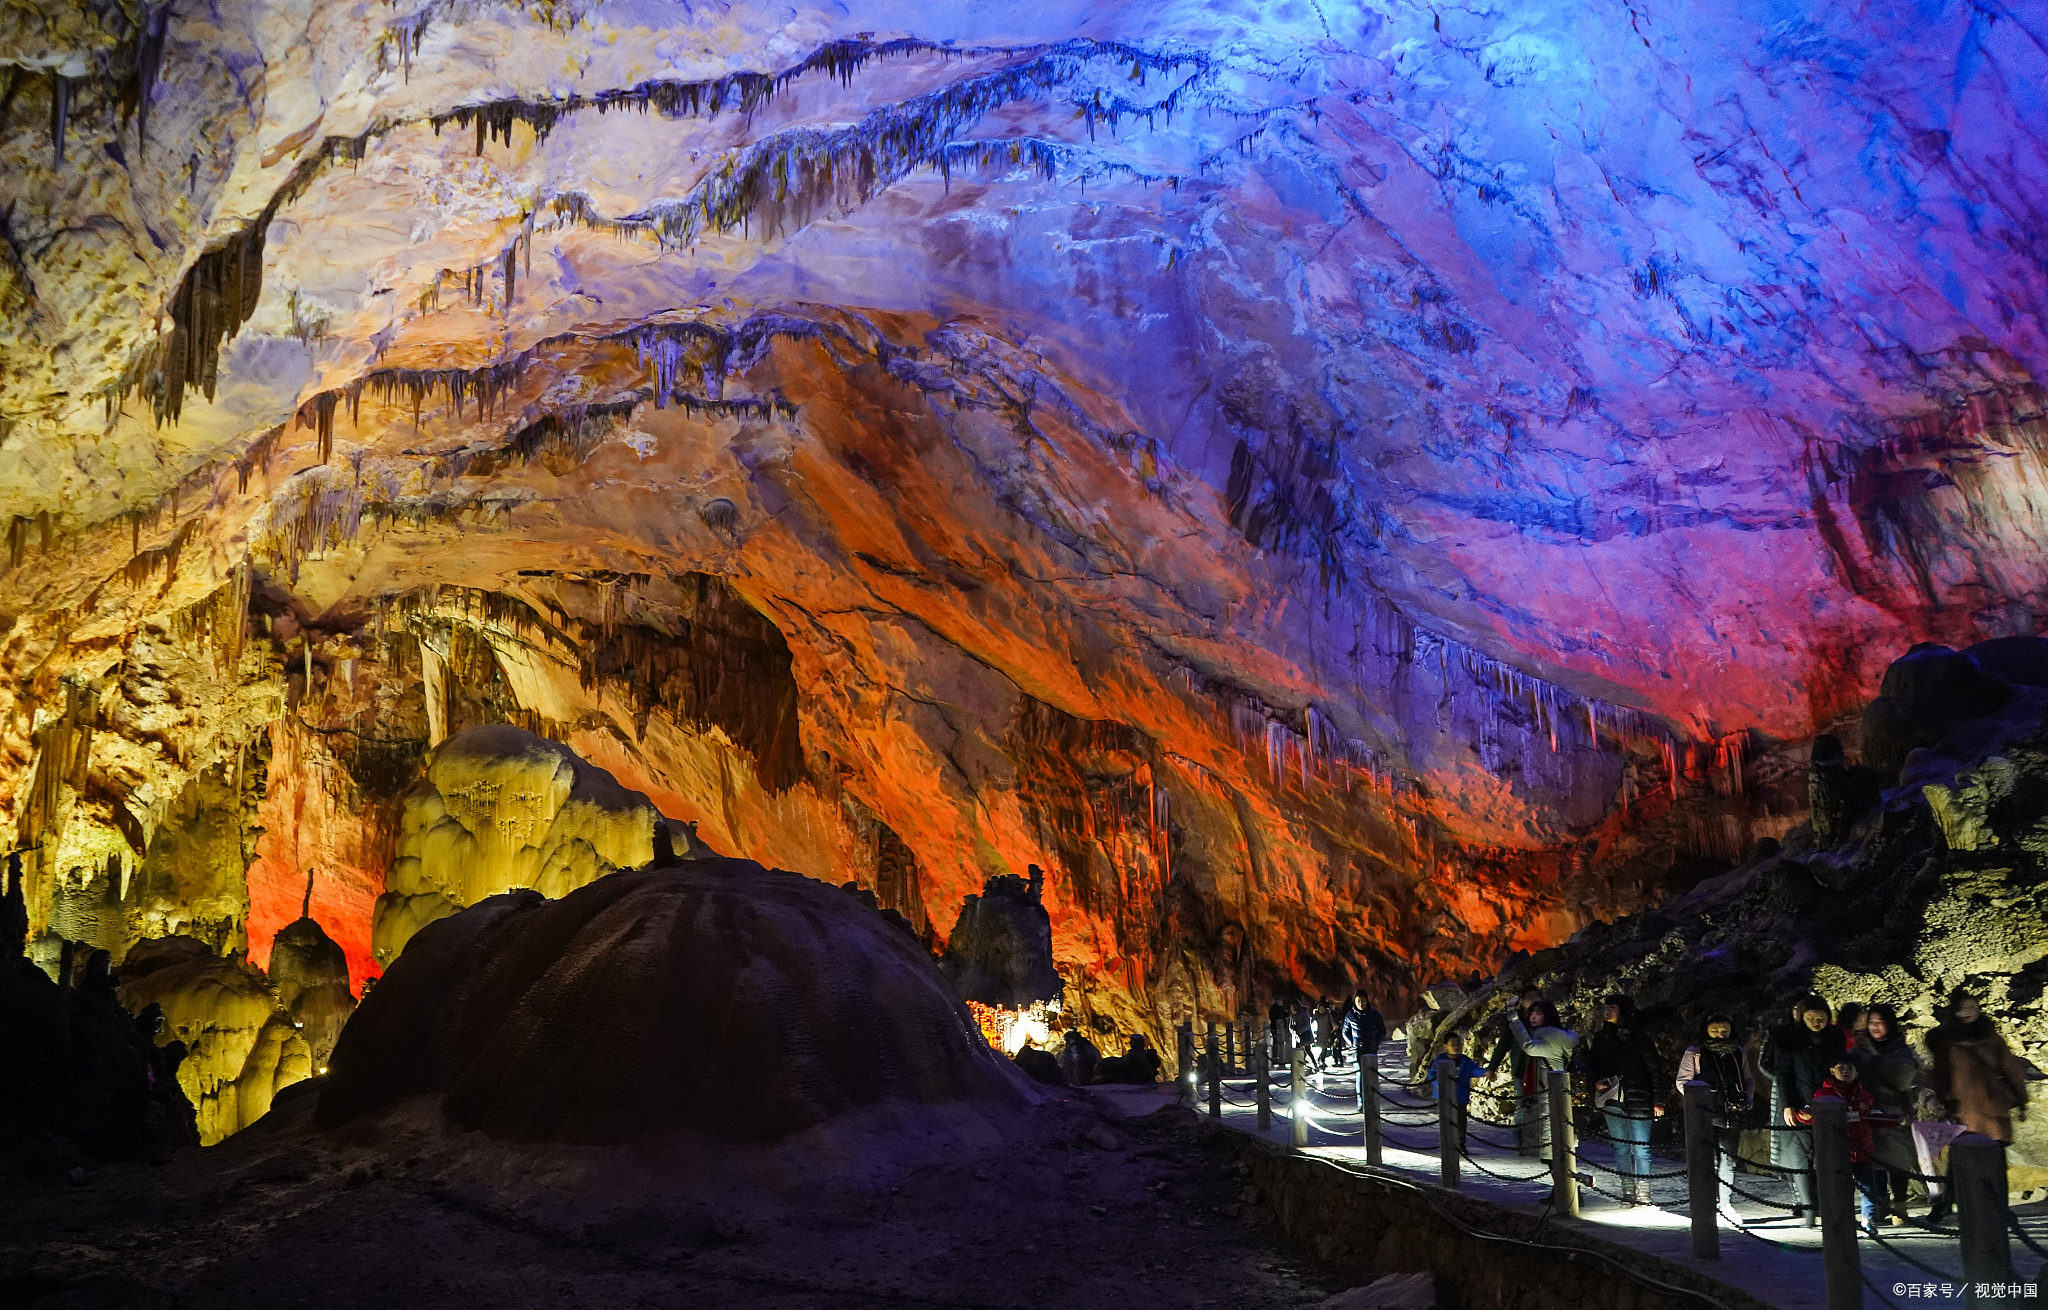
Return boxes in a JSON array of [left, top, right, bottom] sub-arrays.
[[424, 36, 954, 154], [169, 565, 253, 672], [48, 74, 69, 166], [17, 682, 94, 855], [295, 391, 339, 464], [572, 576, 805, 790], [235, 425, 283, 492], [126, 154, 326, 425], [127, 3, 170, 151], [121, 517, 202, 590], [283, 316, 809, 458]]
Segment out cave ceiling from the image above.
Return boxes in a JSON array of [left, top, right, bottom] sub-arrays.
[[0, 0, 2043, 1024]]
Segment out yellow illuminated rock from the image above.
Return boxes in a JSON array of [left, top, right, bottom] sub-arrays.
[[373, 726, 658, 964], [118, 953, 312, 1146]]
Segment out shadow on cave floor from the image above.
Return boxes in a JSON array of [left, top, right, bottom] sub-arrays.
[[0, 1085, 1342, 1310]]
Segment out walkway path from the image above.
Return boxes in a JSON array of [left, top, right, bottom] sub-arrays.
[[1198, 1043, 2048, 1310]]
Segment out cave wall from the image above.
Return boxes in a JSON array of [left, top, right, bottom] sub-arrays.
[[0, 0, 2043, 1074]]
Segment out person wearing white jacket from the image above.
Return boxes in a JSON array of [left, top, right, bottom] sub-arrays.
[[1507, 1000, 1578, 1161], [1675, 1012, 1755, 1222]]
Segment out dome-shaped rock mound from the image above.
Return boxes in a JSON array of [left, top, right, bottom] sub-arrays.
[[318, 859, 1029, 1144]]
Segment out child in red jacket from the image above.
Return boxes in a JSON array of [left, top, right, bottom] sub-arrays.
[[1797, 1056, 1882, 1229]]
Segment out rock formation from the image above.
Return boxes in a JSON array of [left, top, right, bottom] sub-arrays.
[[118, 940, 312, 1144], [319, 857, 1030, 1143], [1446, 636, 2048, 1187], [939, 865, 1063, 1009], [373, 724, 659, 964], [1, 881, 199, 1177], [0, 0, 2045, 1133], [266, 908, 356, 1071]]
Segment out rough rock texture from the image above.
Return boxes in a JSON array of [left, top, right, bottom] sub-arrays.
[[938, 865, 1064, 1009], [0, 0, 2044, 1090], [117, 946, 311, 1145], [265, 911, 355, 1071], [321, 857, 1028, 1143], [1442, 637, 2048, 1186], [0, 1089, 1345, 1310], [371, 724, 657, 965]]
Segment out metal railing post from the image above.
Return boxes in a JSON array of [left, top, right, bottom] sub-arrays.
[[1952, 1132, 2013, 1301], [1225, 1021, 1236, 1076], [1254, 1028, 1271, 1131], [1682, 1079, 1719, 1259], [1176, 1021, 1194, 1105], [1435, 1056, 1459, 1190], [1290, 1043, 1308, 1149], [1548, 1068, 1578, 1217], [1361, 1039, 1382, 1166], [1206, 1021, 1221, 1120], [1810, 1095, 1860, 1310]]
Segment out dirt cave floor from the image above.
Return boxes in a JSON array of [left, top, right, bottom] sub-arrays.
[[0, 1085, 1345, 1310]]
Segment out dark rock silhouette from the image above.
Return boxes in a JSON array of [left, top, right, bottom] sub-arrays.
[[1860, 641, 2014, 774], [1013, 1046, 1067, 1087], [1, 874, 198, 1178], [937, 865, 1063, 1009], [318, 859, 1030, 1143]]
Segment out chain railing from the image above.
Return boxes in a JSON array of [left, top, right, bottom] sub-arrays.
[[1184, 1028, 2042, 1310]]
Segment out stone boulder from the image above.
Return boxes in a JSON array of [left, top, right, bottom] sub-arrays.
[[1860, 642, 2015, 775], [372, 726, 660, 966], [937, 865, 1063, 1009], [319, 859, 1031, 1143]]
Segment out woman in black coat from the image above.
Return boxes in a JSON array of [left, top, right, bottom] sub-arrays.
[[1772, 994, 1845, 1223], [1853, 1003, 1920, 1225], [1580, 994, 1666, 1204]]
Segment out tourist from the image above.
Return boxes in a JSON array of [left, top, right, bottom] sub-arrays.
[[1581, 994, 1665, 1204], [1772, 994, 1843, 1225], [1837, 1002, 1869, 1045], [1853, 1003, 1919, 1224], [1126, 1032, 1163, 1083], [1675, 1011, 1752, 1220], [1484, 986, 1543, 1078], [1290, 999, 1315, 1060], [1427, 1033, 1486, 1148], [1094, 1032, 1163, 1084], [1405, 984, 1462, 1082], [1794, 1055, 1881, 1231], [1315, 998, 1341, 1070], [1926, 991, 2032, 1143], [1269, 998, 1291, 1063], [1507, 999, 1577, 1161], [1344, 993, 1388, 1063]]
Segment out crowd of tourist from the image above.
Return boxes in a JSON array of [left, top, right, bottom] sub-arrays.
[[1419, 984, 2039, 1230], [1007, 979, 2036, 1239]]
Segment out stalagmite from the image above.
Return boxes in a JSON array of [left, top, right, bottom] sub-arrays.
[[372, 726, 656, 964]]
